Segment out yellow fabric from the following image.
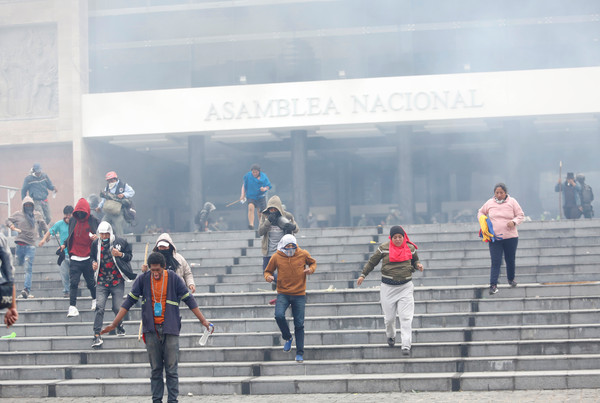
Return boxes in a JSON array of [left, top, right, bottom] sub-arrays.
[[479, 215, 494, 242]]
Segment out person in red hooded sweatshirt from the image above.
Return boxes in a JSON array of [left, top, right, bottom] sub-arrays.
[[61, 198, 99, 317], [356, 226, 424, 356]]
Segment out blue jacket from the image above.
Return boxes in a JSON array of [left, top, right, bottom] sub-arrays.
[[122, 270, 198, 336], [22, 172, 55, 201], [243, 171, 271, 200]]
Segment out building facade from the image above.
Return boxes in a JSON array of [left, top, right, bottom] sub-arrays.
[[1, 0, 599, 231]]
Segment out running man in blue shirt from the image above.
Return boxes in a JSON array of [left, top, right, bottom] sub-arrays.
[[39, 205, 73, 297], [240, 164, 272, 230]]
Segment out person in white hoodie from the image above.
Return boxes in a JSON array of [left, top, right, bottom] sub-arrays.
[[90, 221, 136, 348], [142, 233, 196, 293]]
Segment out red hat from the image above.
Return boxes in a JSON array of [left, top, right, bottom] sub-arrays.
[[105, 171, 118, 181]]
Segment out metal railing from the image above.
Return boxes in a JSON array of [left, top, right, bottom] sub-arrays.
[[0, 185, 20, 233]]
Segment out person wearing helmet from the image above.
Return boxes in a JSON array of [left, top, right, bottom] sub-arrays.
[[96, 171, 135, 235], [21, 163, 57, 224], [576, 173, 594, 219]]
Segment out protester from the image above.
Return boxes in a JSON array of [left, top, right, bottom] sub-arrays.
[[356, 226, 423, 356], [576, 174, 594, 218], [21, 163, 57, 224], [477, 183, 525, 295], [96, 171, 135, 235], [264, 234, 316, 363], [38, 205, 73, 297], [142, 233, 196, 293], [258, 195, 298, 291], [101, 252, 212, 403], [241, 163, 272, 229], [63, 198, 98, 317], [91, 221, 137, 348], [0, 233, 18, 327], [555, 172, 582, 219], [6, 196, 48, 299], [194, 202, 216, 232]]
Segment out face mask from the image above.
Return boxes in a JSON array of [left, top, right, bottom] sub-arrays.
[[101, 237, 110, 243], [24, 206, 34, 214], [283, 246, 296, 257], [108, 181, 117, 190]]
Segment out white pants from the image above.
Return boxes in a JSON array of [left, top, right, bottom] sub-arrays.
[[380, 281, 414, 349]]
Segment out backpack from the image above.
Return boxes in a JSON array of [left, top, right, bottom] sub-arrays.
[[582, 184, 594, 204]]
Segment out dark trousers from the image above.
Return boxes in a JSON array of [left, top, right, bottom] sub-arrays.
[[69, 259, 96, 306], [563, 206, 582, 219], [488, 237, 519, 286], [145, 324, 179, 403]]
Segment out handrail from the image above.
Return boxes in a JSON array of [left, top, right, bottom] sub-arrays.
[[0, 185, 20, 230]]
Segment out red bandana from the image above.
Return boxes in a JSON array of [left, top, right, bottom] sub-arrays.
[[389, 232, 417, 262]]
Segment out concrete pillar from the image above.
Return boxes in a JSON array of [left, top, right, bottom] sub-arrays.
[[291, 130, 308, 227], [189, 135, 205, 231], [335, 154, 351, 227], [395, 126, 414, 224]]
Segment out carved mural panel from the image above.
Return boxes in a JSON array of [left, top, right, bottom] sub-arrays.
[[0, 25, 58, 119]]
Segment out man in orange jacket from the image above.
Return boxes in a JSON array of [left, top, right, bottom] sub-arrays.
[[264, 234, 316, 363]]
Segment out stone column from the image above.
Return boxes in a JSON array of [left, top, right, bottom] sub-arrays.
[[395, 126, 414, 224], [335, 154, 351, 227], [291, 130, 308, 227], [189, 135, 205, 231]]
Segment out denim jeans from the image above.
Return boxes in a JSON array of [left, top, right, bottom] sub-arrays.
[[15, 244, 36, 291], [93, 281, 124, 335], [489, 237, 519, 286], [274, 293, 306, 355], [145, 324, 180, 403], [59, 257, 70, 294], [69, 259, 96, 306]]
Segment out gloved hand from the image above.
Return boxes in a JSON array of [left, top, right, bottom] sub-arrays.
[[268, 211, 280, 225], [283, 222, 295, 235]]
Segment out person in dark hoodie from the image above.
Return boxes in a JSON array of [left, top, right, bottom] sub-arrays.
[[91, 221, 136, 348], [62, 198, 99, 318], [6, 196, 48, 299]]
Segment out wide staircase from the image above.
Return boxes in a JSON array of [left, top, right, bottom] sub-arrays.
[[1, 220, 600, 397]]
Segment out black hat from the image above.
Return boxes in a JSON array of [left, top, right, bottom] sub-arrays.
[[390, 226, 405, 238]]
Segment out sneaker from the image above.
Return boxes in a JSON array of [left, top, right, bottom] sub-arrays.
[[295, 354, 304, 363], [248, 224, 254, 230], [268, 298, 277, 305], [91, 335, 103, 348], [21, 289, 29, 299], [91, 299, 97, 311], [116, 324, 126, 336], [67, 305, 79, 317], [387, 337, 395, 347], [401, 347, 411, 356], [283, 338, 293, 352], [489, 285, 498, 295], [509, 280, 518, 288], [63, 292, 69, 298]]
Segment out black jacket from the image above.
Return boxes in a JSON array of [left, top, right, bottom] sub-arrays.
[[64, 198, 100, 252], [91, 236, 136, 281]]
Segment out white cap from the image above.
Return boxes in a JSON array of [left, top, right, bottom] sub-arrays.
[[157, 241, 170, 248]]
